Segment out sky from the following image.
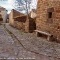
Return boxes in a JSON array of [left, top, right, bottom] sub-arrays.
[[0, 0, 14, 13], [0, 0, 37, 13]]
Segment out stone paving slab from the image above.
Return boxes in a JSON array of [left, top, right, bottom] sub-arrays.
[[5, 23, 60, 60]]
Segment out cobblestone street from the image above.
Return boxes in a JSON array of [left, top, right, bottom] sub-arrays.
[[0, 23, 60, 60], [0, 24, 36, 60]]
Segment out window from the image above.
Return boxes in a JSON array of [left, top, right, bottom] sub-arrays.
[[47, 8, 54, 23], [48, 12, 52, 18], [47, 8, 54, 18]]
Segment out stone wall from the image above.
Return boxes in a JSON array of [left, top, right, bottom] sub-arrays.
[[14, 16, 26, 31], [9, 9, 25, 27], [9, 10, 14, 26], [0, 8, 7, 23], [1, 10, 7, 23], [9, 9, 36, 33], [36, 0, 60, 41]]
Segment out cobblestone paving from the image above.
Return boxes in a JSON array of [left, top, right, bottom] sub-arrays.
[[1, 23, 56, 60], [0, 24, 37, 60], [5, 23, 60, 60]]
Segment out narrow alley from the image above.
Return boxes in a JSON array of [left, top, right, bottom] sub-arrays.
[[0, 24, 36, 60], [0, 23, 60, 60]]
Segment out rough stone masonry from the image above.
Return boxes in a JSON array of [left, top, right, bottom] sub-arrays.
[[36, 0, 60, 42]]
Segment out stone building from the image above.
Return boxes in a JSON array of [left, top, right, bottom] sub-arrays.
[[36, 0, 60, 42], [9, 9, 36, 32], [0, 6, 7, 23], [9, 9, 25, 27]]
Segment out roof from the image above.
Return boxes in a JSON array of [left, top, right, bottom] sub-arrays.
[[12, 9, 26, 18], [11, 9, 27, 22], [0, 6, 6, 11]]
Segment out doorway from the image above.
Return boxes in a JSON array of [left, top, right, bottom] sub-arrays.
[[29, 17, 36, 33], [0, 15, 3, 22]]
